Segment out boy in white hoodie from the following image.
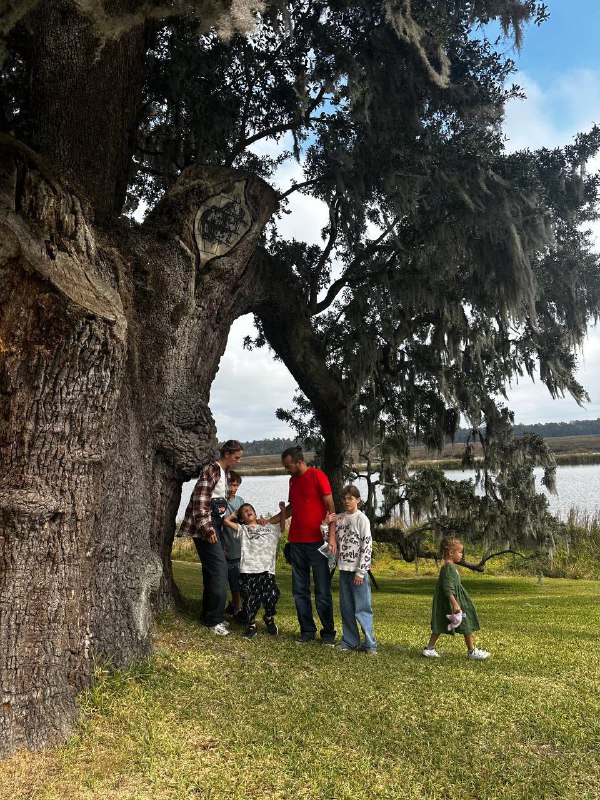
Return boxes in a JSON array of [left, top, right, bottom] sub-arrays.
[[328, 485, 377, 654]]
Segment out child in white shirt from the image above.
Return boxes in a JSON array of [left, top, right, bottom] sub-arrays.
[[223, 502, 285, 640], [329, 485, 377, 653]]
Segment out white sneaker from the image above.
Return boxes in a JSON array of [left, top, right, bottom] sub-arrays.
[[422, 647, 441, 658], [467, 648, 490, 661], [208, 623, 230, 636]]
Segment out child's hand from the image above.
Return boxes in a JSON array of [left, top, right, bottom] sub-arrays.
[[452, 604, 462, 614], [353, 574, 363, 586], [324, 512, 337, 523], [279, 501, 286, 512], [257, 515, 267, 525]]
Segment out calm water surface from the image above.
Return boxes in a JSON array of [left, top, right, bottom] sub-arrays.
[[178, 463, 600, 520]]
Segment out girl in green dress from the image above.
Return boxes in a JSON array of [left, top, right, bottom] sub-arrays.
[[423, 536, 490, 661]]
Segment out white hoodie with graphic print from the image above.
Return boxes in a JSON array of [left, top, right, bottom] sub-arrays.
[[335, 510, 372, 578]]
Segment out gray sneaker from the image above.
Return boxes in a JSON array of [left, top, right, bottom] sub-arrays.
[[335, 642, 356, 652]]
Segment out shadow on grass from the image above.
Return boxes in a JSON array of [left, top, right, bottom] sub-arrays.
[[175, 595, 203, 624]]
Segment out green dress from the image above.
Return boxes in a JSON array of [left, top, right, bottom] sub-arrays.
[[431, 563, 480, 635]]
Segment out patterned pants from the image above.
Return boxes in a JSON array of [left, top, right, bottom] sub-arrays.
[[239, 572, 280, 622]]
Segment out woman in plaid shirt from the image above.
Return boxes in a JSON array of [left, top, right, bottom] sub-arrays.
[[178, 440, 243, 635]]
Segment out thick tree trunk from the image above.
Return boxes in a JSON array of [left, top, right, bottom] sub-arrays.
[[26, 0, 151, 215], [0, 139, 128, 750], [246, 248, 350, 501], [0, 136, 277, 753]]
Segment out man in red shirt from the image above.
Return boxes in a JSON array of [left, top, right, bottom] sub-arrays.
[[271, 446, 337, 644]]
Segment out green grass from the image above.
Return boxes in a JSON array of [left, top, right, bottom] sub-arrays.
[[2, 564, 600, 800]]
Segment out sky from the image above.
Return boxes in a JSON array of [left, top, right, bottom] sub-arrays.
[[210, 2, 600, 441]]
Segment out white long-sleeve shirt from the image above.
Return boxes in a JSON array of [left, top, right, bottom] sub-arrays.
[[335, 510, 372, 578]]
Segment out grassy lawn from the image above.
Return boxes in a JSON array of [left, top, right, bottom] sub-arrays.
[[2, 562, 600, 800]]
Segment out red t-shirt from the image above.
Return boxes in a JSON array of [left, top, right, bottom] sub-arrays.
[[288, 467, 332, 543]]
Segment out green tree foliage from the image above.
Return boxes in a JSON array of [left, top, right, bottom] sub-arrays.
[[148, 1, 598, 562], [3, 0, 597, 565]]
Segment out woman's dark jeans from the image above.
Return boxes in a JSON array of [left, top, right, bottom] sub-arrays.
[[193, 514, 228, 627]]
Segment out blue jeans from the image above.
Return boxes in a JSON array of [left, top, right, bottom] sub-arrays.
[[289, 541, 335, 641], [338, 571, 377, 651], [193, 514, 228, 627]]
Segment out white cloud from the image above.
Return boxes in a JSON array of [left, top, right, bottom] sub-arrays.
[[506, 326, 600, 425], [503, 75, 560, 151], [210, 315, 299, 441], [504, 68, 600, 152], [275, 163, 329, 245]]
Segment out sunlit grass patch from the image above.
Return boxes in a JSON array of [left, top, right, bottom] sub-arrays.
[[1, 568, 600, 799]]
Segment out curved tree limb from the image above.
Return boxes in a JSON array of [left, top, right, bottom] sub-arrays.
[[240, 246, 350, 498]]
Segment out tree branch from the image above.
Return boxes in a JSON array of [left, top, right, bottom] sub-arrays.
[[230, 119, 300, 160], [459, 549, 537, 573], [277, 177, 322, 200], [313, 223, 397, 314], [310, 199, 339, 311]]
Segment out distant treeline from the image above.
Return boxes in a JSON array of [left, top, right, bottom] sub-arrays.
[[455, 418, 600, 442], [240, 437, 299, 456], [238, 419, 600, 456]]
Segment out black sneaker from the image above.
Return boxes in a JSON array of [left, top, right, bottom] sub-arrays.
[[263, 615, 278, 636], [294, 634, 316, 645], [245, 624, 258, 640]]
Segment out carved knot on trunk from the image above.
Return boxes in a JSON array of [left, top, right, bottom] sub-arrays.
[[144, 164, 278, 275], [154, 396, 217, 480]]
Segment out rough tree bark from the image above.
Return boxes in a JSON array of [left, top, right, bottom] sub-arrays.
[[0, 131, 276, 752], [27, 0, 152, 215], [0, 0, 281, 755], [0, 0, 345, 755]]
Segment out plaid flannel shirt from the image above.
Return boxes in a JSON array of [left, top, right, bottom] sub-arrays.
[[178, 461, 231, 541]]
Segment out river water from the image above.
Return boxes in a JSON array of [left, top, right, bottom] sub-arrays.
[[177, 463, 600, 521]]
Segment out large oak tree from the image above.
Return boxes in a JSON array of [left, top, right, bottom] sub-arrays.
[[1, 0, 598, 754]]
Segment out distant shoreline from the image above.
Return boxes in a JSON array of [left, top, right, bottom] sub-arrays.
[[238, 433, 600, 476]]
